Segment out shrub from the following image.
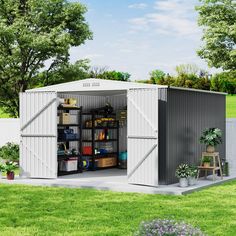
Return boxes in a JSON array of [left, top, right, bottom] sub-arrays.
[[0, 142, 19, 162], [4, 161, 18, 173], [175, 163, 190, 179], [135, 219, 205, 236], [188, 165, 198, 178]]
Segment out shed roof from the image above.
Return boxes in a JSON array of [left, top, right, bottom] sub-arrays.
[[26, 78, 226, 95], [27, 78, 167, 93]]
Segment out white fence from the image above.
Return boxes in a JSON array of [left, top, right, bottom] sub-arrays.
[[0, 118, 235, 175], [0, 119, 20, 147]]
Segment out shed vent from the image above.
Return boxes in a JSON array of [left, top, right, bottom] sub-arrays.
[[83, 83, 90, 87], [92, 82, 100, 87]]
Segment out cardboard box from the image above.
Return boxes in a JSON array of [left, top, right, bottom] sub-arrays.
[[59, 113, 70, 124], [97, 157, 117, 168]]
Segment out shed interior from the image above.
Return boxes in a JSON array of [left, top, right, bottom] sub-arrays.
[[57, 91, 128, 176]]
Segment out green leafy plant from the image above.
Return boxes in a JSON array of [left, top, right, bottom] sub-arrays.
[[203, 156, 211, 164], [4, 161, 18, 173], [0, 142, 19, 162], [175, 163, 190, 179], [199, 128, 222, 147], [189, 165, 198, 178], [0, 163, 5, 172]]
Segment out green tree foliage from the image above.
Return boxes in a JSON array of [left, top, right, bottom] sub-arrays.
[[89, 68, 131, 81], [149, 69, 166, 84], [211, 71, 236, 94], [38, 59, 90, 87], [196, 0, 236, 71], [0, 0, 92, 117]]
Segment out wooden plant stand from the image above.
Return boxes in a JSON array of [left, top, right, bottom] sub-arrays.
[[197, 152, 223, 181]]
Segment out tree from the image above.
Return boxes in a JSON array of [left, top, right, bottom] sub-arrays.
[[196, 0, 236, 71], [38, 59, 91, 87], [0, 0, 92, 117], [149, 69, 166, 84], [88, 69, 131, 81]]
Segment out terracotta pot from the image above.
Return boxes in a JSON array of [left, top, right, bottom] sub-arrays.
[[6, 171, 14, 180], [206, 145, 215, 153], [203, 162, 210, 168]]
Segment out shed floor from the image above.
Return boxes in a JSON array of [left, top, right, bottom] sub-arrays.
[[1, 169, 235, 195]]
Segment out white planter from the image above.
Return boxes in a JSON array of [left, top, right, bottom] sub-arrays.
[[188, 176, 197, 186], [179, 178, 188, 187]]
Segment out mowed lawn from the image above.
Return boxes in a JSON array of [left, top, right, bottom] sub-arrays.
[[1, 182, 236, 236], [226, 95, 236, 118]]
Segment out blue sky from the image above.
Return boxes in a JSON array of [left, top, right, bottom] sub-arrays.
[[69, 0, 215, 80]]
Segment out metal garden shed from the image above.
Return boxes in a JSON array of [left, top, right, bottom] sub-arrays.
[[20, 78, 226, 186]]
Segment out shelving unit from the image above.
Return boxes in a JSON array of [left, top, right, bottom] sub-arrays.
[[57, 106, 83, 176], [82, 112, 119, 171]]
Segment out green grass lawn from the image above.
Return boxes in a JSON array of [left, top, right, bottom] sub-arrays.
[[226, 95, 236, 118], [0, 181, 236, 236]]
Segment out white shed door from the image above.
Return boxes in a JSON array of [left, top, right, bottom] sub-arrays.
[[20, 92, 57, 178], [127, 88, 158, 187]]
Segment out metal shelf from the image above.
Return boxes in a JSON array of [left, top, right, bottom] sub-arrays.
[[58, 124, 80, 127], [58, 139, 80, 142], [83, 127, 118, 130], [58, 107, 81, 111], [82, 139, 118, 143], [82, 152, 118, 157]]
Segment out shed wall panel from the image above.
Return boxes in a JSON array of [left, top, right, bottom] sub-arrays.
[[166, 89, 226, 184], [20, 92, 57, 178], [158, 88, 168, 184]]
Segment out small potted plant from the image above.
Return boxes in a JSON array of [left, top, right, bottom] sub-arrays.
[[4, 161, 18, 180], [175, 163, 190, 187], [188, 165, 198, 186], [202, 156, 211, 168], [199, 128, 222, 153]]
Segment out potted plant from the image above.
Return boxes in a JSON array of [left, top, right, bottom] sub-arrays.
[[199, 128, 222, 153], [175, 163, 190, 187], [188, 165, 198, 186], [202, 156, 211, 168], [4, 161, 18, 180]]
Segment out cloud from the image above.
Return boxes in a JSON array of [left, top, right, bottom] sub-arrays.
[[128, 3, 148, 9], [128, 0, 200, 37]]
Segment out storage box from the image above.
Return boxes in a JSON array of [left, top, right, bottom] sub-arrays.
[[97, 157, 117, 168], [83, 146, 92, 155], [60, 158, 78, 172], [59, 113, 70, 124], [70, 115, 78, 124]]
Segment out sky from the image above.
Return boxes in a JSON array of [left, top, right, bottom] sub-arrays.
[[69, 0, 215, 81]]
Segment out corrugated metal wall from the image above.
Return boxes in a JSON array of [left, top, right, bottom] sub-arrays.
[[20, 92, 57, 178], [160, 88, 226, 184], [158, 89, 168, 184]]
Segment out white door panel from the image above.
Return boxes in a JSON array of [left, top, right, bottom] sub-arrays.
[[127, 88, 158, 187], [20, 92, 57, 178]]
